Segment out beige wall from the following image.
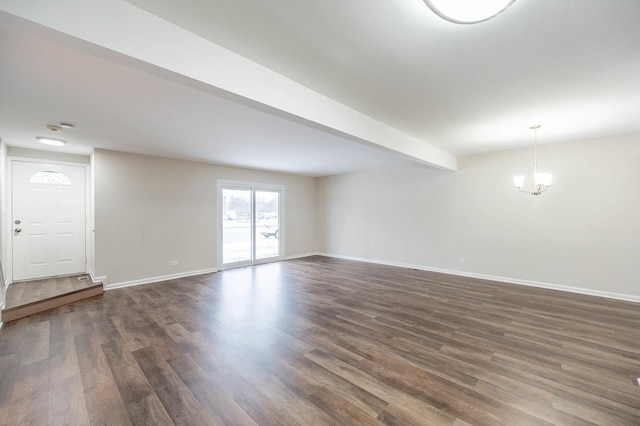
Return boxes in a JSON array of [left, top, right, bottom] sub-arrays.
[[94, 149, 317, 285], [318, 133, 640, 299], [3, 134, 637, 301]]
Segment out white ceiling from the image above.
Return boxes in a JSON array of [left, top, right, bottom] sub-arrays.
[[1, 0, 640, 176], [0, 23, 410, 176]]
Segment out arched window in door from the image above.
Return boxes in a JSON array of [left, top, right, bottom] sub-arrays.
[[29, 170, 72, 185]]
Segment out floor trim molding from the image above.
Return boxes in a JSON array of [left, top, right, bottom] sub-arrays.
[[284, 252, 318, 261], [318, 253, 640, 303], [104, 268, 218, 291], [89, 271, 108, 286], [103, 253, 320, 291]]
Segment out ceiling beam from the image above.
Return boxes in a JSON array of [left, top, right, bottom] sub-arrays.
[[0, 0, 457, 170]]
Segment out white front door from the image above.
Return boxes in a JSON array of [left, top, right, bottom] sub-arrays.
[[12, 161, 86, 281]]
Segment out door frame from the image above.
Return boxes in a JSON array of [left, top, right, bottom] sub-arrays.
[[6, 157, 92, 284], [217, 180, 285, 270]]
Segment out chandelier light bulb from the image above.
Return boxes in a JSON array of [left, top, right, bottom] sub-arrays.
[[535, 172, 553, 187], [513, 175, 525, 188]]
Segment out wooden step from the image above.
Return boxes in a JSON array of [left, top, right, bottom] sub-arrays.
[[2, 284, 103, 322]]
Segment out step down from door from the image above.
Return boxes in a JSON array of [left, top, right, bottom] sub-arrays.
[[2, 276, 103, 323]]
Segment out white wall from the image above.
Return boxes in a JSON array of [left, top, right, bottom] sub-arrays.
[[0, 141, 6, 311], [318, 133, 640, 299], [93, 149, 317, 286]]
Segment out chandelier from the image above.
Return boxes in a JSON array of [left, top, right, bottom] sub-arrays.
[[423, 0, 516, 24], [513, 125, 553, 196]]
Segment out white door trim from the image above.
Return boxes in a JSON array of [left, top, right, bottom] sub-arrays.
[[6, 156, 92, 284], [217, 179, 285, 270]]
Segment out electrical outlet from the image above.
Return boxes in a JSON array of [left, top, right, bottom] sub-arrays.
[[170, 260, 178, 266], [457, 257, 466, 263]]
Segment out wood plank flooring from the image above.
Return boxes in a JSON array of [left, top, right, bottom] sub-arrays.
[[0, 256, 638, 425], [2, 275, 103, 323], [5, 275, 95, 309]]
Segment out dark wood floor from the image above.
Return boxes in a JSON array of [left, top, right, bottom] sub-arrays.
[[0, 256, 638, 425]]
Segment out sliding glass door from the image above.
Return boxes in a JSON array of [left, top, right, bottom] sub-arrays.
[[220, 182, 282, 268], [255, 190, 280, 260], [221, 188, 252, 265]]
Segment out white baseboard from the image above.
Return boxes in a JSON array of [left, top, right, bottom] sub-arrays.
[[89, 271, 108, 285], [284, 252, 318, 261], [104, 268, 218, 291], [100, 252, 639, 303], [102, 253, 319, 291], [317, 252, 640, 304]]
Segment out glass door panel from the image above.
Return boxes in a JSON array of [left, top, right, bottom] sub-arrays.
[[255, 190, 280, 260], [220, 184, 282, 267], [222, 188, 252, 265]]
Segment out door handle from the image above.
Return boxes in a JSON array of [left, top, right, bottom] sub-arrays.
[[14, 228, 21, 233]]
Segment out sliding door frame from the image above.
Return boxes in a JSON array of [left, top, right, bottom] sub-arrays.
[[217, 180, 284, 270]]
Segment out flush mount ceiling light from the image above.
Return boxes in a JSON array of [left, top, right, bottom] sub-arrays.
[[423, 0, 516, 24], [513, 125, 553, 196], [46, 122, 75, 132], [36, 136, 67, 146]]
